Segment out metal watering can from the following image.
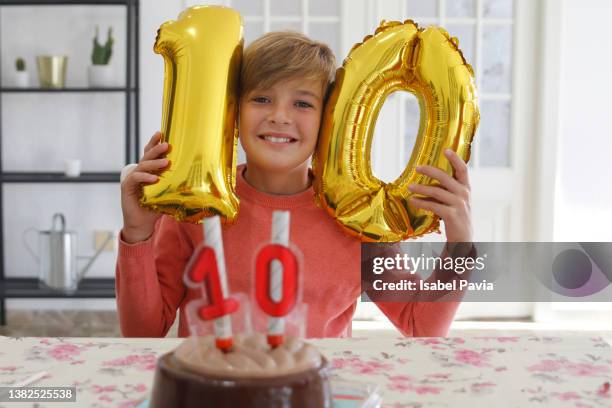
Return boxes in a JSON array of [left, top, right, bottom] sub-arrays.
[[23, 213, 113, 293]]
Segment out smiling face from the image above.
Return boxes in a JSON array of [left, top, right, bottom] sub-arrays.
[[238, 77, 324, 173]]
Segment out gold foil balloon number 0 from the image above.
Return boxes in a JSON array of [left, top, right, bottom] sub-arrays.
[[312, 20, 479, 242], [141, 6, 242, 223]]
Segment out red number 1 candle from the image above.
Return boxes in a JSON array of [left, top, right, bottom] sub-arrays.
[[186, 216, 238, 351]]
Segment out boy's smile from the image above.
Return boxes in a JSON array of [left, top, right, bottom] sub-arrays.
[[259, 132, 298, 145], [238, 78, 324, 194]]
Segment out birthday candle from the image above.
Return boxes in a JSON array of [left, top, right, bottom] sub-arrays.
[[203, 216, 234, 351], [268, 211, 289, 346]]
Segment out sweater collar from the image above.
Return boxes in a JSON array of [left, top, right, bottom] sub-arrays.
[[236, 164, 315, 209]]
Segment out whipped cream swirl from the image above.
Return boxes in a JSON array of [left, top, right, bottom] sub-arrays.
[[174, 333, 324, 379]]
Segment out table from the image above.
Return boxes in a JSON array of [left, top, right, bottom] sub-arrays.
[[0, 335, 611, 407]]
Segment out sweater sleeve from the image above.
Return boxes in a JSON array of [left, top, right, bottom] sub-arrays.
[[374, 300, 460, 337], [369, 243, 471, 337], [115, 216, 193, 337]]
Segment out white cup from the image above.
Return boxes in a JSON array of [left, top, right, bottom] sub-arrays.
[[64, 159, 81, 177]]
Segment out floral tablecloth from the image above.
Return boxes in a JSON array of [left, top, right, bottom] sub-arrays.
[[0, 335, 611, 407]]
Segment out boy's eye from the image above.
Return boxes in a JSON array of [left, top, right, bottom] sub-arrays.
[[252, 96, 270, 103], [295, 100, 314, 109]]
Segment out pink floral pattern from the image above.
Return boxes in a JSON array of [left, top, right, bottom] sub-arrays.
[[454, 349, 492, 367], [528, 358, 610, 377], [331, 356, 394, 375], [48, 343, 83, 361], [0, 335, 610, 407], [103, 354, 158, 371]]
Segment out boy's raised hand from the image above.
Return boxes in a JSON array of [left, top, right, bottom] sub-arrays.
[[408, 149, 473, 243], [120, 131, 170, 244]]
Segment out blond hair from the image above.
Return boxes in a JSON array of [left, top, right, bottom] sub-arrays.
[[240, 31, 337, 100]]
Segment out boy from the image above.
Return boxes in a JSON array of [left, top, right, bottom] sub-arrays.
[[117, 31, 473, 337]]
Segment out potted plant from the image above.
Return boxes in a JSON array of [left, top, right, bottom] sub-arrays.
[[13, 57, 29, 88], [87, 25, 115, 87]]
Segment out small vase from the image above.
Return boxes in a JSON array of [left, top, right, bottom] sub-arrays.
[[13, 71, 30, 88], [36, 55, 68, 89], [88, 65, 115, 87]]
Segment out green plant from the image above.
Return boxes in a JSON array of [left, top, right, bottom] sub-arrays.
[[91, 26, 114, 65], [15, 58, 26, 71]]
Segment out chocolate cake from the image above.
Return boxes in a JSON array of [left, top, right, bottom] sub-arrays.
[[150, 334, 332, 408]]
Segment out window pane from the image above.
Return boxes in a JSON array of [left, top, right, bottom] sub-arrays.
[[309, 23, 340, 62], [483, 0, 514, 19], [405, 0, 437, 18], [482, 26, 513, 93], [404, 94, 420, 165], [309, 0, 339, 16], [231, 0, 263, 16], [446, 0, 476, 18], [446, 24, 476, 68], [244, 20, 264, 45], [372, 94, 401, 183], [270, 0, 301, 16], [478, 100, 511, 167], [270, 21, 302, 33]]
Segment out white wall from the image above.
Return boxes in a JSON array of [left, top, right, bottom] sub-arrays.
[[554, 0, 612, 241]]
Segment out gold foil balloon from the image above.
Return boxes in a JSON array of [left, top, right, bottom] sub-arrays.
[[312, 20, 479, 242], [141, 6, 243, 223]]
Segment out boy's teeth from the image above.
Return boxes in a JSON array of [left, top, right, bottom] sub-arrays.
[[263, 136, 292, 143]]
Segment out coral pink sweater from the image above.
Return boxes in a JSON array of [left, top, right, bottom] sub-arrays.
[[115, 165, 459, 338]]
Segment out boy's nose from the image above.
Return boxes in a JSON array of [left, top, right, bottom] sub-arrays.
[[267, 105, 291, 125]]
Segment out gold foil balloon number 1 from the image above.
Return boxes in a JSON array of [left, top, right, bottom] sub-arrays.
[[312, 20, 479, 242], [141, 6, 243, 223]]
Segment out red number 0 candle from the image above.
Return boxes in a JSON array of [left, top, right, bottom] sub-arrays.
[[255, 243, 298, 346]]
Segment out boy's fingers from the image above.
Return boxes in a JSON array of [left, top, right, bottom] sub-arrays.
[[409, 197, 450, 219], [122, 172, 158, 193], [141, 142, 169, 162], [416, 165, 463, 195], [444, 149, 470, 188], [143, 131, 162, 153], [409, 184, 459, 207], [128, 171, 159, 185], [136, 158, 169, 173]]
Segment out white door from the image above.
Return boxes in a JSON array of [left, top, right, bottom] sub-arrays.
[[186, 0, 540, 321]]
